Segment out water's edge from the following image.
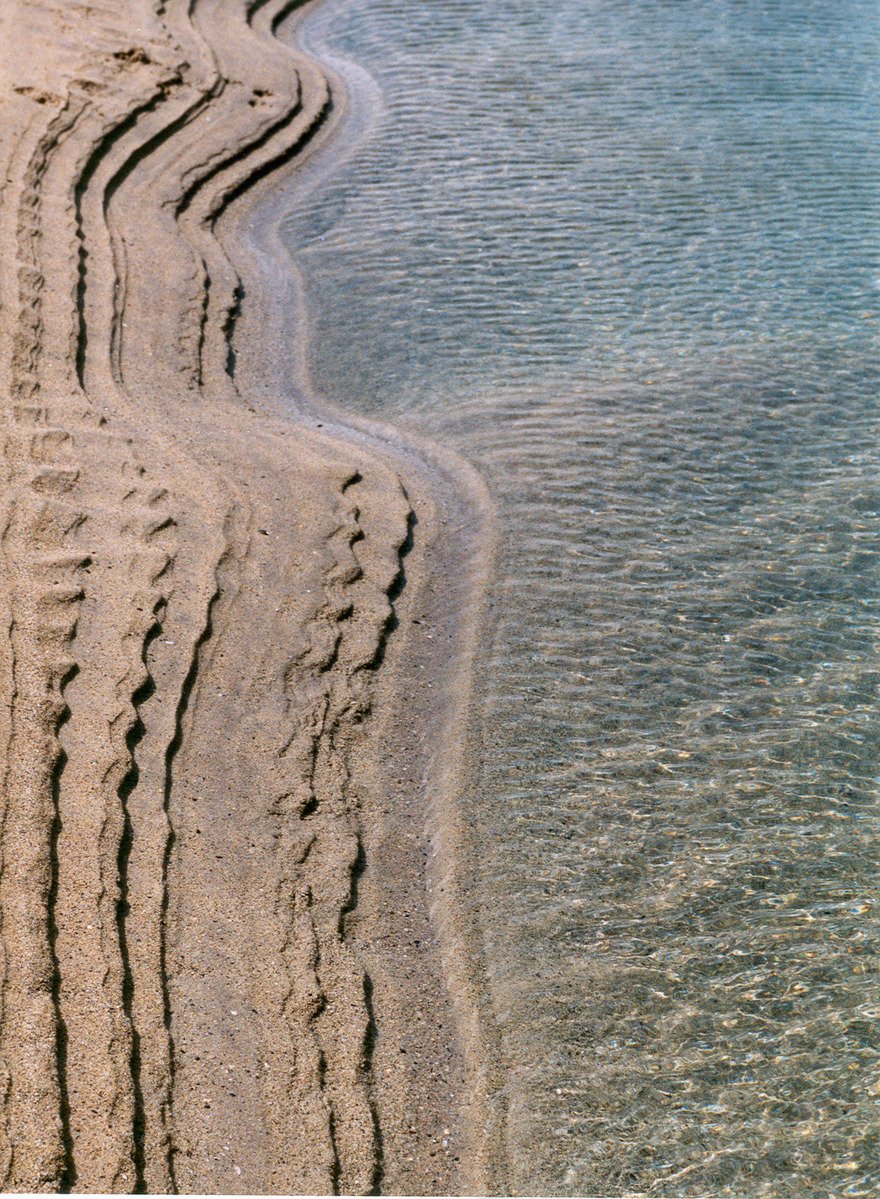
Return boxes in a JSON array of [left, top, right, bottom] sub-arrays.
[[222, 1, 510, 1189]]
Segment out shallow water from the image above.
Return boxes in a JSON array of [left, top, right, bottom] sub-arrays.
[[280, 0, 880, 1194]]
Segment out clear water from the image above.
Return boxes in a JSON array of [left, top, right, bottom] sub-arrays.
[[280, 0, 880, 1194]]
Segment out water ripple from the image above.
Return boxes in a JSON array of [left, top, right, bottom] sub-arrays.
[[284, 0, 880, 1192]]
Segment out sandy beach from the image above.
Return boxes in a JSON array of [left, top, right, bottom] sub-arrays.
[[3, 0, 876, 1194], [0, 1, 497, 1192]]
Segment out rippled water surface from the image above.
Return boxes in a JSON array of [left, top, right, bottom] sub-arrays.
[[281, 0, 880, 1193]]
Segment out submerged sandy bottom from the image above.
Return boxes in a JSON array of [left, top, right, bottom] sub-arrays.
[[276, 0, 880, 1194]]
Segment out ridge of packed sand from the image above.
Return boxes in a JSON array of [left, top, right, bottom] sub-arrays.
[[0, 1, 499, 1192]]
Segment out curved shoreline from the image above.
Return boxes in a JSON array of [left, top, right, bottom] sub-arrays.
[[230, 1, 509, 1189]]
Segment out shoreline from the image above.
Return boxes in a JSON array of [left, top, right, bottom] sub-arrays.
[[234, 3, 508, 1185], [0, 0, 501, 1191], [233, 0, 508, 1189]]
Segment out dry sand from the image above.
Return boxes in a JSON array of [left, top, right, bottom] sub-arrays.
[[0, 1, 500, 1192]]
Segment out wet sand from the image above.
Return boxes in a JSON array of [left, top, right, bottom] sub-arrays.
[[0, 1, 495, 1192]]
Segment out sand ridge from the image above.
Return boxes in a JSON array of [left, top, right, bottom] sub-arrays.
[[0, 1, 492, 1192]]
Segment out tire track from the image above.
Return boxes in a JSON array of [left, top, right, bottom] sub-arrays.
[[0, 1, 474, 1191]]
